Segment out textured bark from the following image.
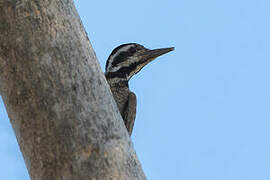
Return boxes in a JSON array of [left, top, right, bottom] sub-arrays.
[[0, 0, 146, 179]]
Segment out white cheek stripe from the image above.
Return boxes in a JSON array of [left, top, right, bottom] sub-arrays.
[[108, 56, 142, 73], [106, 44, 135, 72]]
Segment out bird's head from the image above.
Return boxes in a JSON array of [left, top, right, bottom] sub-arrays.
[[105, 43, 174, 82]]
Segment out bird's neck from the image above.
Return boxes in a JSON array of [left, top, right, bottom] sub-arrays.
[[105, 74, 129, 89], [112, 79, 129, 88]]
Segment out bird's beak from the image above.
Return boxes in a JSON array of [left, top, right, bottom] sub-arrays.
[[141, 47, 175, 63], [130, 46, 174, 78]]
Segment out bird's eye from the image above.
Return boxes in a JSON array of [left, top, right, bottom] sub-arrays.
[[129, 47, 136, 54]]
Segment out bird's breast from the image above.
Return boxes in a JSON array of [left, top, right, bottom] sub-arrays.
[[109, 85, 130, 118]]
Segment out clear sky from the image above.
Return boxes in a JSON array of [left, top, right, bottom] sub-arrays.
[[1, 0, 270, 179]]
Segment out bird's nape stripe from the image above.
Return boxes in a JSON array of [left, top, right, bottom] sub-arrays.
[[111, 47, 136, 68], [106, 43, 137, 70], [110, 43, 135, 57]]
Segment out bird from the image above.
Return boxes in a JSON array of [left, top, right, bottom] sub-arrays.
[[105, 43, 174, 136]]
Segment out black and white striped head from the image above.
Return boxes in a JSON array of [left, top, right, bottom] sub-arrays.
[[105, 43, 174, 82]]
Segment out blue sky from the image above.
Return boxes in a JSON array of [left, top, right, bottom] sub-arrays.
[[1, 0, 270, 179]]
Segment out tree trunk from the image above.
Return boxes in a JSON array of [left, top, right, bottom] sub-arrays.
[[0, 0, 146, 179]]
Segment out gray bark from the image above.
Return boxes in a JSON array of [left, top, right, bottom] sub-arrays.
[[0, 0, 146, 179]]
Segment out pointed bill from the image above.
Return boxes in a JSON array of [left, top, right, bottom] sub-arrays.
[[141, 47, 175, 63]]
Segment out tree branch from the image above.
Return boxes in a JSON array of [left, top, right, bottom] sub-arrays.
[[0, 0, 145, 179]]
